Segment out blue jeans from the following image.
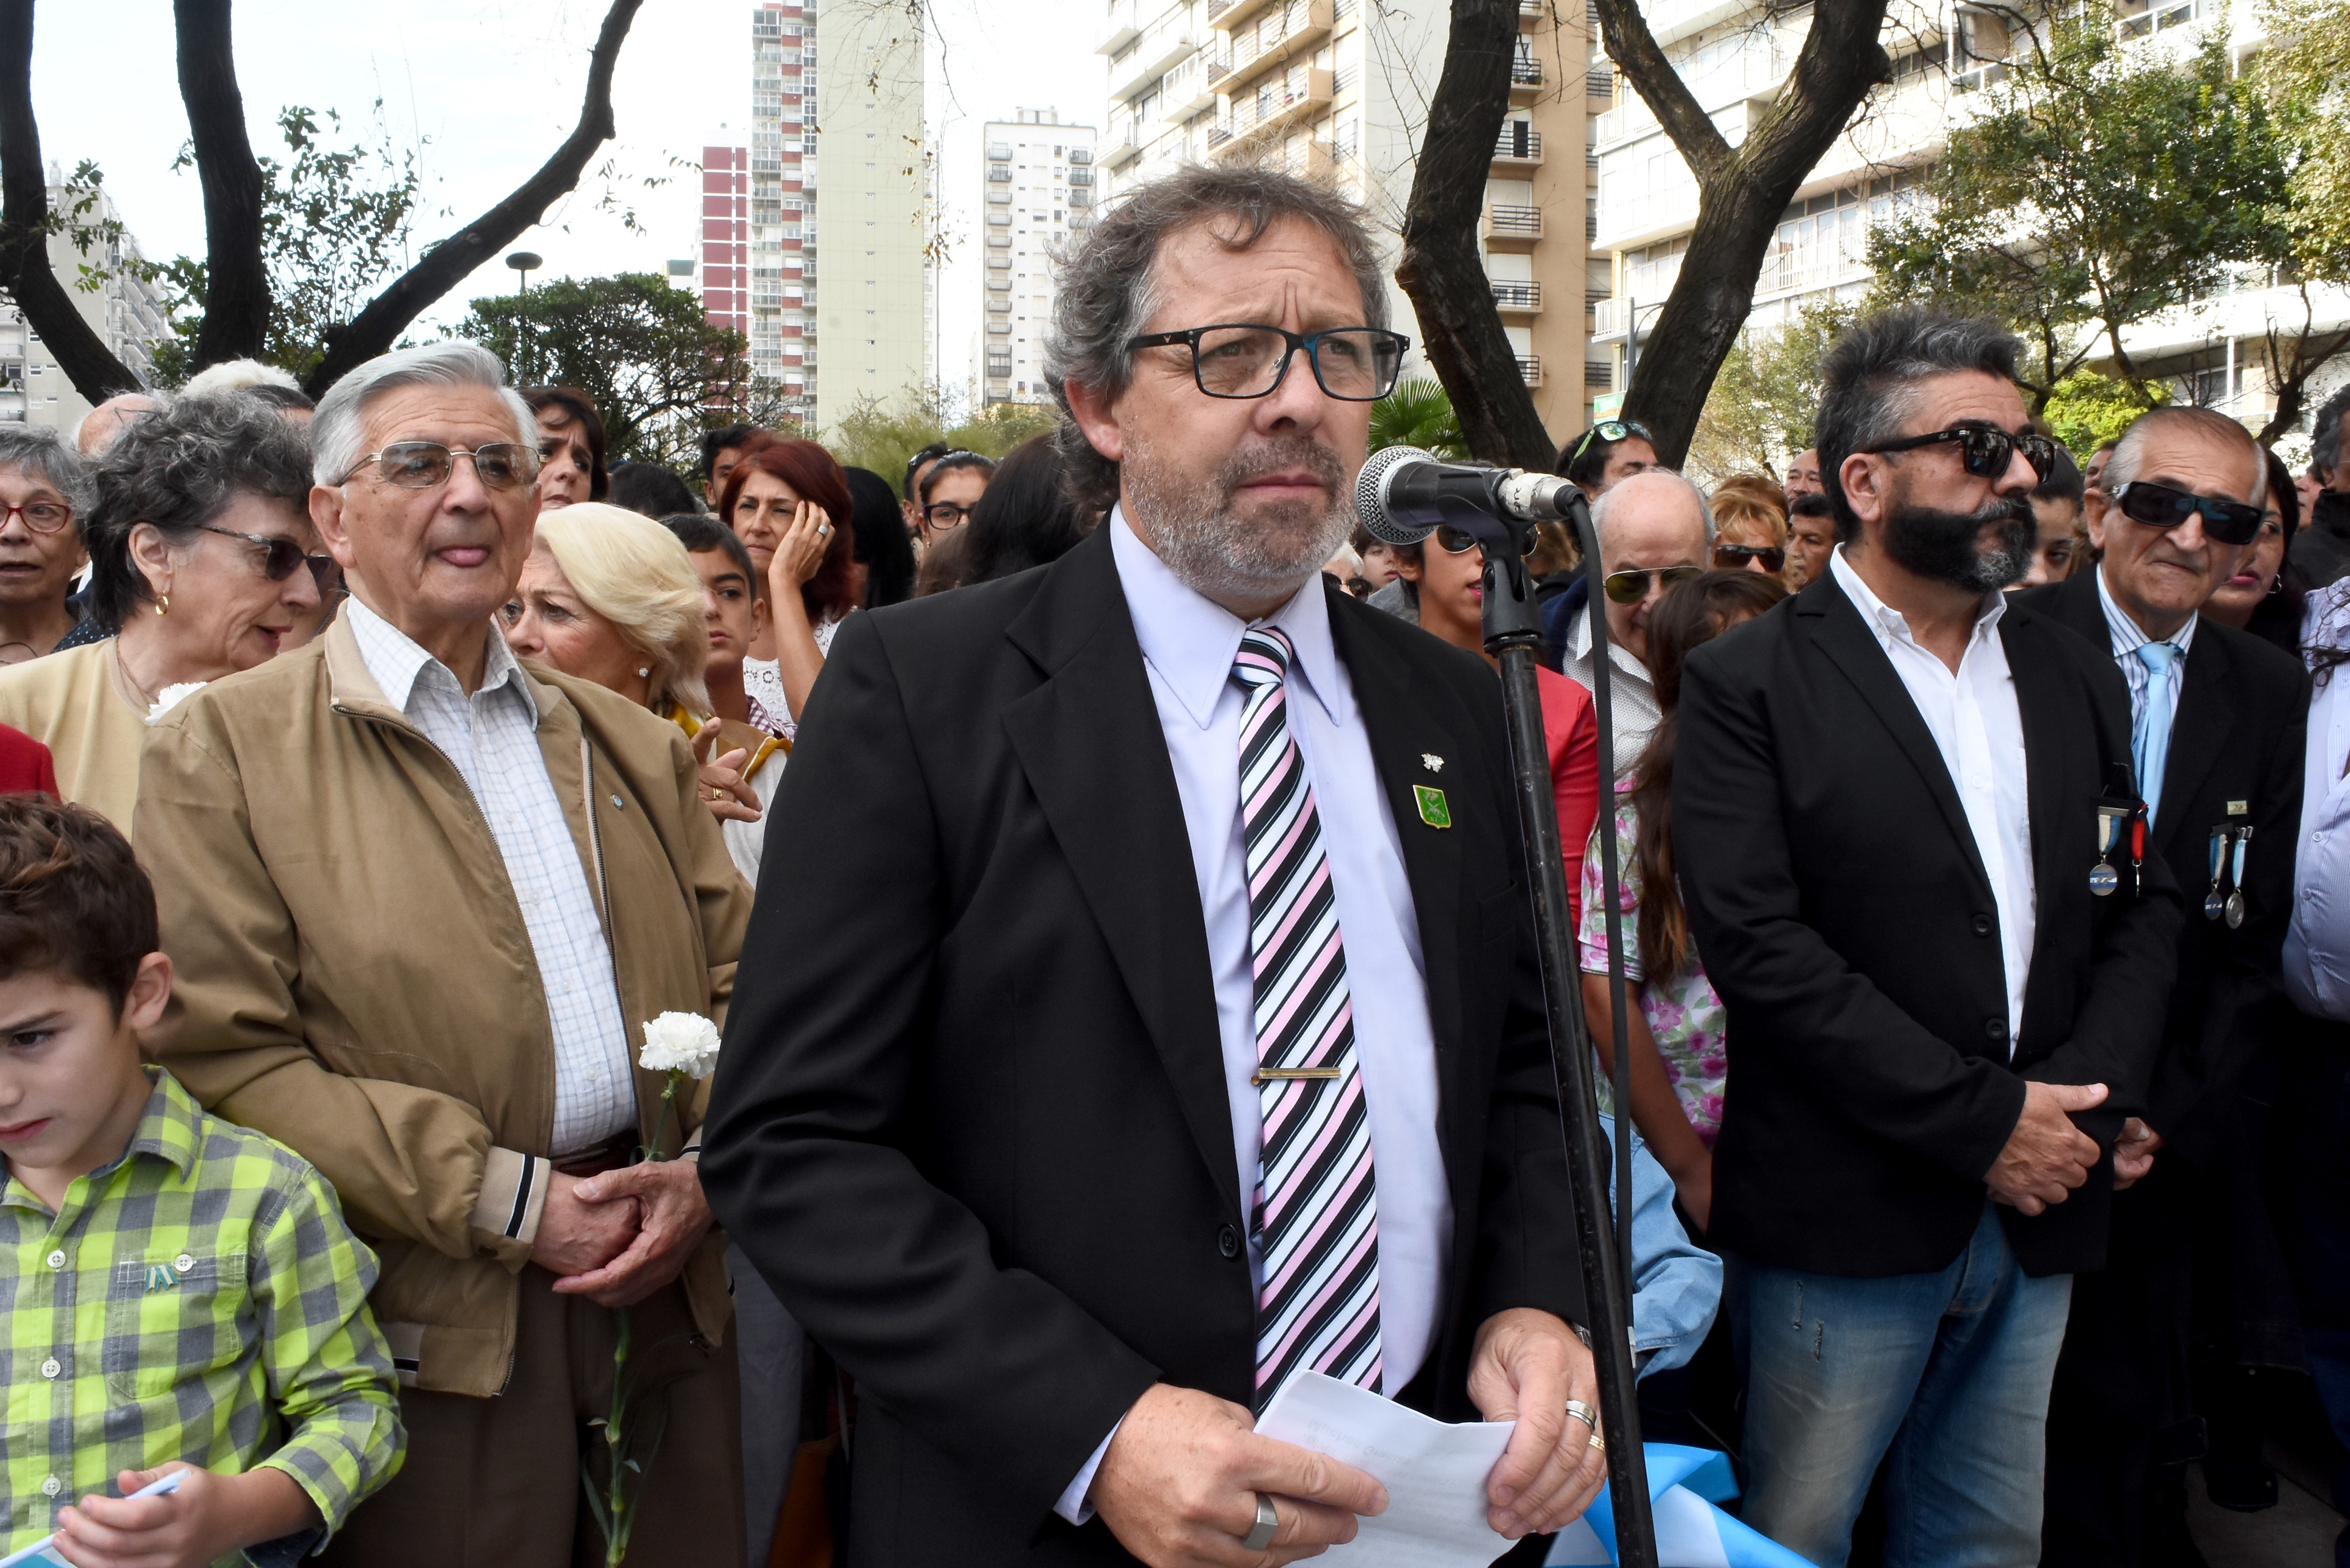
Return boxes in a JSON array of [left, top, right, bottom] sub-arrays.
[[1733, 1205, 2073, 1568]]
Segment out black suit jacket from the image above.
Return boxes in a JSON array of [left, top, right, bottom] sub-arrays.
[[2013, 573, 2307, 1169], [1675, 568, 2183, 1278], [700, 526, 1587, 1568]]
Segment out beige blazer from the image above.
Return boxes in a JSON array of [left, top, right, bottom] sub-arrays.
[[0, 640, 148, 830]]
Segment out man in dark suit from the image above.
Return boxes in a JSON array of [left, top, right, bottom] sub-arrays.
[[1673, 307, 2182, 1568], [700, 164, 1606, 1568], [2015, 406, 2307, 1565]]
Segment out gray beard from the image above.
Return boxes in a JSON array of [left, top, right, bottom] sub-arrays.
[[1122, 430, 1354, 610]]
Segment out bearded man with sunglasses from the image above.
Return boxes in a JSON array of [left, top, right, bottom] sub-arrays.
[[704, 164, 1606, 1568], [2012, 406, 2307, 1567], [136, 341, 755, 1568], [1673, 307, 2182, 1568]]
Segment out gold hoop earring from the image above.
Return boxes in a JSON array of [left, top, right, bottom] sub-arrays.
[[156, 594, 170, 616]]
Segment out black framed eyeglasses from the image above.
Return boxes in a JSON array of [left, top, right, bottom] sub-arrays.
[[2107, 479, 2265, 547], [1602, 564, 1703, 605], [343, 442, 543, 491], [1566, 419, 1654, 470], [198, 525, 339, 592], [1125, 324, 1410, 401], [1714, 542, 1786, 572], [0, 498, 73, 535], [1861, 424, 2057, 483], [923, 502, 972, 530]]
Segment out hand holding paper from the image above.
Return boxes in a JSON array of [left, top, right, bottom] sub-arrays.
[[1466, 1307, 1609, 1537]]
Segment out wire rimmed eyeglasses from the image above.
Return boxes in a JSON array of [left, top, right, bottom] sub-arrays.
[[1126, 324, 1411, 401]]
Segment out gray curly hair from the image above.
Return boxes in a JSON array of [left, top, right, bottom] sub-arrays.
[[1043, 164, 1390, 512], [84, 393, 314, 632], [0, 426, 96, 520]]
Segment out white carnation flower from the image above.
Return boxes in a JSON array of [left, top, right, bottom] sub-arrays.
[[146, 682, 208, 724], [639, 1011, 722, 1079]]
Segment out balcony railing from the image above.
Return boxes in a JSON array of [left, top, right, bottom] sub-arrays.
[[1487, 204, 1544, 239], [1511, 58, 1543, 86], [1517, 356, 1543, 386], [1490, 281, 1543, 311], [1493, 125, 1543, 161]]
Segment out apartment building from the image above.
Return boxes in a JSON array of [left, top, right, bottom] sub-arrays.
[[0, 174, 171, 434], [812, 0, 935, 430], [1588, 0, 2350, 443], [697, 144, 752, 347], [1095, 0, 1609, 436], [980, 110, 1098, 407]]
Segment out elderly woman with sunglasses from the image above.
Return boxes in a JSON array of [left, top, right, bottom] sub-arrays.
[[0, 394, 325, 832]]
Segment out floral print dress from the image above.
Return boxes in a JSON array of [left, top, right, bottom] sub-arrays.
[[1576, 776, 1730, 1146]]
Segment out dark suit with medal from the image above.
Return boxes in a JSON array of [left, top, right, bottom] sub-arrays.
[[698, 522, 1587, 1568], [2016, 569, 2308, 1566]]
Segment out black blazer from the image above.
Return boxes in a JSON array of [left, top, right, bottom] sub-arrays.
[[1674, 568, 2182, 1279], [700, 527, 1587, 1568], [2013, 573, 2307, 1169]]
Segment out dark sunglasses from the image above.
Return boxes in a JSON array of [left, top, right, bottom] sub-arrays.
[[2107, 479, 2265, 547], [1566, 419, 1654, 469], [1862, 424, 2058, 483], [199, 524, 339, 592], [1432, 524, 1538, 557], [1602, 564, 1702, 605], [1714, 543, 1785, 572]]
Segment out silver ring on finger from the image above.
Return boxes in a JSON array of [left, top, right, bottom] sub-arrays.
[[1241, 1491, 1280, 1552], [817, 523, 833, 537], [1563, 1399, 1598, 1429]]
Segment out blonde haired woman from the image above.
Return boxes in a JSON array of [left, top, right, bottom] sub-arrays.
[[500, 501, 778, 879]]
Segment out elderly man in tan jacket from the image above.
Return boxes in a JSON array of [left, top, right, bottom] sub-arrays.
[[137, 342, 754, 1568]]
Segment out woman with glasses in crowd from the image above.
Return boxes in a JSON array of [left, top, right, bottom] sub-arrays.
[[0, 395, 324, 832], [0, 429, 92, 664], [913, 449, 996, 546], [1579, 568, 1785, 1236], [1389, 518, 1603, 928], [718, 435, 860, 737]]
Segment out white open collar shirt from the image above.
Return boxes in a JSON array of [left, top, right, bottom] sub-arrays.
[[1057, 515, 1455, 1521], [346, 598, 639, 1157], [1831, 547, 2037, 1048], [2286, 581, 2350, 1023]]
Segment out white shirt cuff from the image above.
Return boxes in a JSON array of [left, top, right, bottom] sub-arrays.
[[1054, 1419, 1124, 1526]]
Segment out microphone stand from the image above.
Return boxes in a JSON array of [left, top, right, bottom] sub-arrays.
[[1450, 489, 1658, 1568]]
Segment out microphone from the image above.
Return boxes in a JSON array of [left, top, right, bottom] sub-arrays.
[[1353, 445, 1579, 546]]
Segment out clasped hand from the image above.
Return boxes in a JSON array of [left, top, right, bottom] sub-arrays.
[[529, 1162, 713, 1308], [1090, 1308, 1604, 1568], [1984, 1080, 2108, 1215]]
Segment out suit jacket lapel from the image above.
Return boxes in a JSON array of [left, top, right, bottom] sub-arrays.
[[2156, 619, 2234, 850], [1798, 572, 1996, 896], [1324, 592, 1471, 1185], [999, 531, 1240, 1221], [1999, 613, 2079, 908]]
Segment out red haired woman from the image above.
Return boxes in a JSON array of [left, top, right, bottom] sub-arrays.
[[717, 435, 861, 735]]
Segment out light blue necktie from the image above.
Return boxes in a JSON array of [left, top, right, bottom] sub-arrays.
[[2133, 641, 2181, 824]]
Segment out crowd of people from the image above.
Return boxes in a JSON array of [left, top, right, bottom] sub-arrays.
[[3, 159, 2349, 1568]]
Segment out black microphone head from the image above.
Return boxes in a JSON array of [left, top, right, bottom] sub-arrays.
[[1354, 444, 1437, 546]]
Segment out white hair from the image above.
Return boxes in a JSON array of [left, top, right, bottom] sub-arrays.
[[1590, 468, 1716, 552], [2101, 406, 2268, 508], [181, 358, 302, 396], [309, 341, 535, 486]]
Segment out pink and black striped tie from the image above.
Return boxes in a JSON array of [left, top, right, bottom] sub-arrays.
[[1232, 625, 1381, 1409]]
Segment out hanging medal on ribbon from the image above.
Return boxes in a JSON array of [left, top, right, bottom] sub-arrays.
[[2204, 826, 2229, 922], [2091, 804, 2127, 898], [2225, 824, 2253, 929]]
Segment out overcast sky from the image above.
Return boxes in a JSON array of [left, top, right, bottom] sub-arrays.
[[29, 0, 1102, 416]]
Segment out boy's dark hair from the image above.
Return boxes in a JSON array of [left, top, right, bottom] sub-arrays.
[[700, 423, 761, 482], [0, 796, 158, 1012], [1790, 492, 1834, 520], [2033, 444, 2085, 507], [662, 512, 759, 593], [608, 460, 702, 519]]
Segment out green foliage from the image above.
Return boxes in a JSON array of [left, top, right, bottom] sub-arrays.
[[458, 273, 773, 471], [1865, 17, 2289, 401], [1687, 300, 1856, 482], [145, 105, 424, 385], [1368, 378, 1468, 458], [2042, 369, 2170, 457], [824, 389, 1061, 492], [2256, 0, 2350, 285]]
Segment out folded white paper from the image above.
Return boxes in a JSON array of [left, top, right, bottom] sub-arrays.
[[1255, 1372, 1517, 1568]]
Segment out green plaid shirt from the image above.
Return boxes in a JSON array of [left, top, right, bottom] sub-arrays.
[[2, 1068, 404, 1559]]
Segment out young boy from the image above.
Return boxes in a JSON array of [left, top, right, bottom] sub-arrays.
[[664, 513, 789, 887], [0, 797, 402, 1567]]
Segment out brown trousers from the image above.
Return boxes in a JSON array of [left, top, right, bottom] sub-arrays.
[[320, 1267, 744, 1568]]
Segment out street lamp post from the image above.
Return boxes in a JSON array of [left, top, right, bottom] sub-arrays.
[[506, 250, 542, 383]]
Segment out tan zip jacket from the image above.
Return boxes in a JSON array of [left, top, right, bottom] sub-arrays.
[[137, 613, 754, 1397]]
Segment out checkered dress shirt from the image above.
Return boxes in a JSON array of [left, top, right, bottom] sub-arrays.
[[1, 1069, 403, 1558], [345, 600, 637, 1156]]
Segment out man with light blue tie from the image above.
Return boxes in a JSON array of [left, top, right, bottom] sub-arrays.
[[2017, 405, 2307, 1565]]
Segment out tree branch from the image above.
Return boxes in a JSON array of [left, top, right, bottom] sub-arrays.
[[0, 0, 140, 403], [174, 0, 268, 368], [302, 0, 646, 395], [1593, 0, 1730, 183]]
